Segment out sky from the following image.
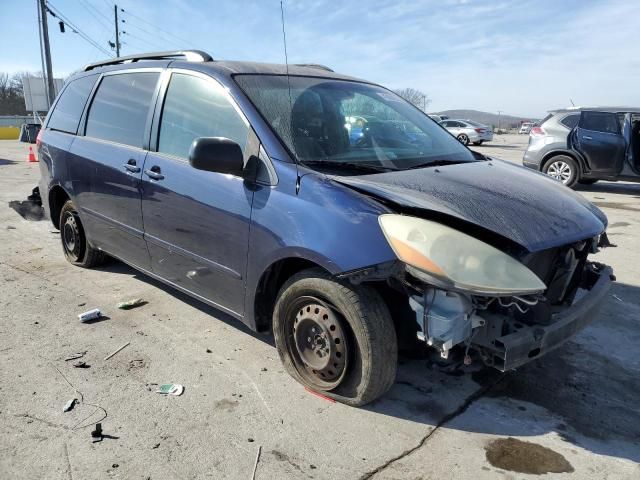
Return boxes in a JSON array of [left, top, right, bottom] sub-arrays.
[[1, 0, 639, 118]]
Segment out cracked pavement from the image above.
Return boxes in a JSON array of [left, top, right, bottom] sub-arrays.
[[1, 137, 639, 479]]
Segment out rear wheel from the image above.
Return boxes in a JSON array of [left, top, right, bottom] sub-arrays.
[[60, 200, 105, 268], [273, 268, 397, 406], [457, 134, 470, 146], [543, 155, 579, 188]]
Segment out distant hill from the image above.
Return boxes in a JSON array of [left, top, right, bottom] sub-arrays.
[[433, 109, 538, 128]]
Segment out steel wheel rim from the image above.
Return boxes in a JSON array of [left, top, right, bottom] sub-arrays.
[[62, 212, 82, 259], [547, 160, 572, 184], [287, 296, 348, 390]]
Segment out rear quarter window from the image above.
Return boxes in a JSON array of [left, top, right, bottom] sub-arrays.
[[46, 75, 97, 134], [559, 114, 579, 129]]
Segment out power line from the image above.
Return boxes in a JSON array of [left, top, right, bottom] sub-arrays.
[[46, 1, 113, 57], [78, 0, 112, 34], [121, 30, 166, 52], [119, 7, 193, 47]]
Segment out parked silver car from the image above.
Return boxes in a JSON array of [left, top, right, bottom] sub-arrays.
[[441, 119, 493, 145]]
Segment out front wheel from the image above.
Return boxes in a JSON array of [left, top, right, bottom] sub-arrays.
[[59, 200, 105, 268], [457, 134, 470, 146], [543, 155, 579, 188], [273, 268, 397, 406]]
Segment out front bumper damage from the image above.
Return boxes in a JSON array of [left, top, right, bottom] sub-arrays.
[[471, 263, 613, 371], [401, 258, 613, 371]]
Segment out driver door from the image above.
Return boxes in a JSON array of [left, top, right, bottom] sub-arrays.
[[574, 111, 626, 175]]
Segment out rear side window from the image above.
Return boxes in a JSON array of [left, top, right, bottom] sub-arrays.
[[85, 72, 159, 148], [560, 114, 579, 129], [157, 73, 249, 159], [580, 111, 620, 134], [47, 75, 97, 134]]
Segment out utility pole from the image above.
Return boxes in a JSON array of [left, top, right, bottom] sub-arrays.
[[38, 0, 56, 108], [114, 4, 120, 57], [497, 110, 503, 133]]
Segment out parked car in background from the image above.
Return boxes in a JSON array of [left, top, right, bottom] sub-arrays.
[[519, 122, 534, 134], [38, 51, 613, 406], [523, 107, 640, 188], [441, 119, 493, 145], [428, 114, 444, 122]]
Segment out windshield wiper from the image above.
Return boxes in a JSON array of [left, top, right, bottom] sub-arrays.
[[406, 159, 477, 170], [301, 160, 397, 173]]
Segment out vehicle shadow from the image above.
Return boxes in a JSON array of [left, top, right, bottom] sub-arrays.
[[366, 281, 640, 464], [95, 260, 275, 347], [0, 158, 18, 166], [575, 181, 640, 196], [97, 259, 640, 463]]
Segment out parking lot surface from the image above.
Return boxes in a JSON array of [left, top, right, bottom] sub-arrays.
[[1, 137, 639, 479]]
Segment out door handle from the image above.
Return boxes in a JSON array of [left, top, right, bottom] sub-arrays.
[[144, 166, 164, 180], [582, 136, 593, 141], [124, 159, 140, 173]]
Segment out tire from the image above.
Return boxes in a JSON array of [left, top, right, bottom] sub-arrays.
[[472, 141, 483, 146], [578, 179, 598, 185], [59, 200, 105, 268], [273, 268, 397, 406], [543, 155, 579, 188], [457, 134, 470, 146]]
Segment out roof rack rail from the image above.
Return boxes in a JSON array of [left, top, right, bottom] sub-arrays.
[[83, 50, 213, 72], [293, 63, 334, 72]]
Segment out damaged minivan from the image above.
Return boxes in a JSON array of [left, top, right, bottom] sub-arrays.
[[38, 51, 614, 406]]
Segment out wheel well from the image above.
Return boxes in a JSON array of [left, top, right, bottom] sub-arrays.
[[541, 151, 583, 173], [253, 258, 328, 332], [48, 186, 70, 229]]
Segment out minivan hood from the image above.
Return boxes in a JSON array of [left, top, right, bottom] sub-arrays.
[[332, 160, 607, 252]]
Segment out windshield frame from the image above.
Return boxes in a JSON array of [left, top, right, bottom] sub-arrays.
[[232, 73, 478, 173]]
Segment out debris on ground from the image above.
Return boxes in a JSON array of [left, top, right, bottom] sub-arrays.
[[156, 384, 184, 396], [117, 298, 146, 310], [91, 423, 103, 442], [104, 342, 130, 361], [251, 445, 262, 480], [64, 351, 87, 361], [73, 361, 90, 369], [78, 309, 102, 323], [63, 398, 77, 412], [206, 348, 212, 353], [485, 437, 574, 474]]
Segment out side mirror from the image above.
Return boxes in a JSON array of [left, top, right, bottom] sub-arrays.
[[188, 137, 244, 176]]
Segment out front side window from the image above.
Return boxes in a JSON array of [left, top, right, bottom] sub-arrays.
[[85, 72, 159, 148], [158, 73, 249, 160], [235, 75, 476, 173], [47, 75, 97, 134], [580, 111, 620, 134]]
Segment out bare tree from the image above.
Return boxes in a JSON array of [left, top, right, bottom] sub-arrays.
[[0, 72, 29, 115], [393, 88, 431, 111]]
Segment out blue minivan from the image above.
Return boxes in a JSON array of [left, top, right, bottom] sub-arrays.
[[39, 51, 613, 405]]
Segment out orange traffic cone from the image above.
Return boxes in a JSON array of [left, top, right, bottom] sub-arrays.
[[28, 146, 37, 163]]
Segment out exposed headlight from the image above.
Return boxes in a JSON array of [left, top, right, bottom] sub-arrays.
[[379, 215, 546, 295]]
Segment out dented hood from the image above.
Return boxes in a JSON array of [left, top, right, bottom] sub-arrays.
[[332, 160, 607, 252]]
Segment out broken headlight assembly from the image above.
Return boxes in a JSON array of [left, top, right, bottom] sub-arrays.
[[378, 214, 546, 295]]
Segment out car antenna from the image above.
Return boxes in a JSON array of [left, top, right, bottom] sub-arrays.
[[281, 0, 300, 192], [280, 1, 293, 113]]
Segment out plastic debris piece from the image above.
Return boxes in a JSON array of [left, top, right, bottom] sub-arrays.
[[104, 342, 130, 361], [304, 386, 336, 403], [64, 351, 87, 361], [78, 309, 101, 323], [63, 398, 77, 412], [91, 423, 103, 442], [117, 298, 145, 310], [156, 384, 184, 396], [73, 361, 90, 368]]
